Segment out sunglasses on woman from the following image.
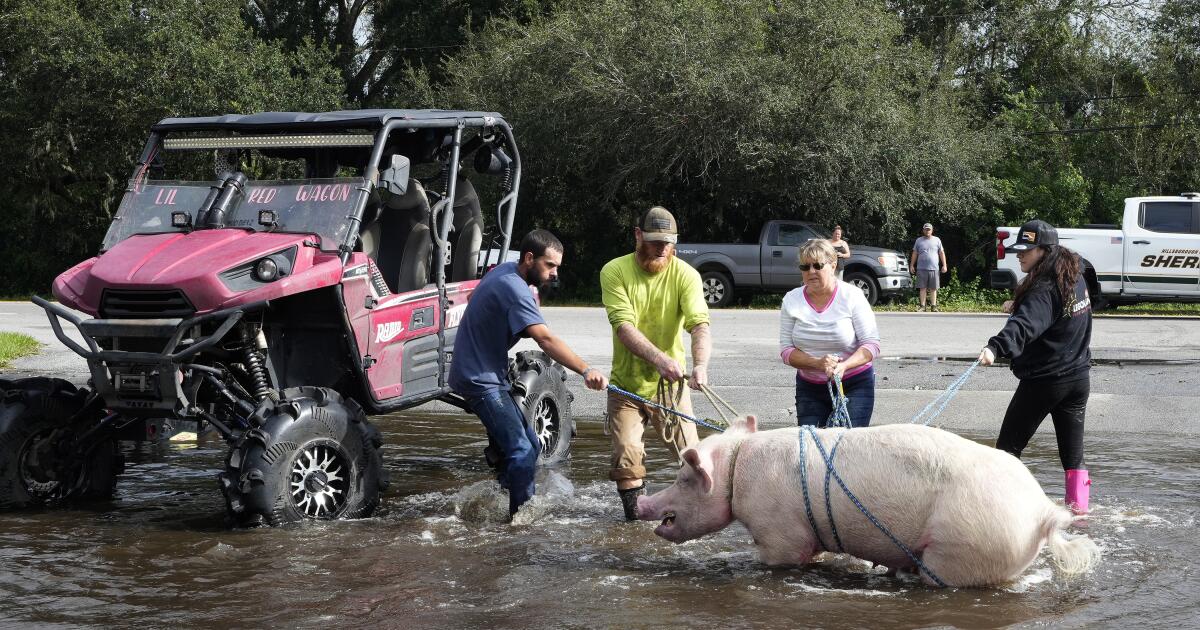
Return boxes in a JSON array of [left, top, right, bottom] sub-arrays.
[[799, 262, 826, 271]]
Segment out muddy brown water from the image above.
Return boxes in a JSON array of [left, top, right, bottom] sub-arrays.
[[0, 413, 1196, 629]]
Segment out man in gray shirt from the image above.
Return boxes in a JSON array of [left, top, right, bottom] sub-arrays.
[[910, 222, 948, 311]]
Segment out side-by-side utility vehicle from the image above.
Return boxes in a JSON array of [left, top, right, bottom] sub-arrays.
[[0, 110, 573, 525]]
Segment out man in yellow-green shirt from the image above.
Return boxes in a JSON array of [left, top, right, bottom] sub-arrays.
[[600, 206, 711, 520]]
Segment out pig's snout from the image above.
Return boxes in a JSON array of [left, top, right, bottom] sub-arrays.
[[635, 494, 653, 521], [635, 494, 675, 525]]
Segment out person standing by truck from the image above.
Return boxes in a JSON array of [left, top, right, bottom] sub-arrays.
[[977, 219, 1094, 515], [830, 225, 851, 281], [780, 239, 881, 427], [601, 206, 712, 521], [910, 222, 948, 311], [450, 229, 608, 518]]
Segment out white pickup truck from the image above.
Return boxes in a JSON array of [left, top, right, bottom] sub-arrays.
[[990, 193, 1200, 307]]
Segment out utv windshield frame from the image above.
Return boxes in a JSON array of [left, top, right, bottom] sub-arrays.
[[112, 110, 523, 276]]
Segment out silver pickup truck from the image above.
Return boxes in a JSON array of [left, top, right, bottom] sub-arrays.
[[676, 220, 911, 306]]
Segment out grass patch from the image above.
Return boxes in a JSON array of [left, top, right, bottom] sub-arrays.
[[1100, 303, 1200, 316], [0, 332, 40, 368]]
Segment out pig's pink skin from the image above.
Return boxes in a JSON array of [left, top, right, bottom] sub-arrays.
[[637, 418, 1098, 587]]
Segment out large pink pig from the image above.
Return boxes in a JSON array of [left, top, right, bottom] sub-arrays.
[[637, 417, 1100, 587]]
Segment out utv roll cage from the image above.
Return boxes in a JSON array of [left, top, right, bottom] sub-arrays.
[[142, 109, 523, 269]]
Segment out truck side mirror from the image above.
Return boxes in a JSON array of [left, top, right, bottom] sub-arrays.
[[380, 154, 410, 196]]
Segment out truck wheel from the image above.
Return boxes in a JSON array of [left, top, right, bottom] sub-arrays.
[[701, 270, 735, 307], [1086, 278, 1111, 310], [219, 387, 388, 527], [845, 271, 880, 305], [0, 378, 121, 509], [509, 351, 575, 465]]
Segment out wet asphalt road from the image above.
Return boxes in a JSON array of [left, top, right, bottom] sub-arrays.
[[2, 302, 1198, 436]]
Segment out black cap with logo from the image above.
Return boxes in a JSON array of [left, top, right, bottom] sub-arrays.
[[1006, 219, 1059, 252]]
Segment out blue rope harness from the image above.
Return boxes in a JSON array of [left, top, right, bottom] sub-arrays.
[[605, 384, 728, 433], [797, 425, 947, 587], [608, 360, 979, 587]]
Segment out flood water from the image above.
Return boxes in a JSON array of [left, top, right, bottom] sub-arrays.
[[1, 412, 1196, 629]]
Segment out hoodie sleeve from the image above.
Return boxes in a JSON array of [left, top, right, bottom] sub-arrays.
[[986, 283, 1057, 359]]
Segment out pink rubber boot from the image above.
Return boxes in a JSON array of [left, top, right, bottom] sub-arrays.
[[1065, 469, 1091, 514]]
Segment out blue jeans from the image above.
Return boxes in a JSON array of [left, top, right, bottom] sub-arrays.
[[467, 390, 540, 515], [795, 367, 876, 428]]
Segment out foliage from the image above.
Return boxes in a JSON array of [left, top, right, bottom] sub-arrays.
[[435, 0, 999, 294], [0, 0, 345, 294], [0, 0, 1197, 299]]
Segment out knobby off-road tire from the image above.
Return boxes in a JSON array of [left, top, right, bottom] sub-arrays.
[[219, 387, 388, 527], [0, 378, 121, 509], [509, 351, 575, 465]]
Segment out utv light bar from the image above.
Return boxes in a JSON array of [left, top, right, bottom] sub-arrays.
[[162, 134, 375, 150]]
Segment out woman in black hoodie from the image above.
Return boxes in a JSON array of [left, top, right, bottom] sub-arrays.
[[978, 220, 1093, 514]]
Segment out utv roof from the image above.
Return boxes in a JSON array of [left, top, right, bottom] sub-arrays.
[[152, 109, 508, 132]]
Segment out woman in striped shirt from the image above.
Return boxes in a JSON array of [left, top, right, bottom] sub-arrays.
[[779, 239, 881, 427]]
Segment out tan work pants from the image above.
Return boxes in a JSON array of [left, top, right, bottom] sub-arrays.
[[606, 388, 700, 481]]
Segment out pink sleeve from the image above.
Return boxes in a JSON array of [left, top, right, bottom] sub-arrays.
[[781, 347, 796, 365], [858, 341, 881, 358]]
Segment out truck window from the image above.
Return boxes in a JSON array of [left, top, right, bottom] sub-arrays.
[[773, 224, 820, 246], [1140, 202, 1198, 234]]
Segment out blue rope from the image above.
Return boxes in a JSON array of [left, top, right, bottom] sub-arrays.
[[797, 425, 947, 587], [605, 384, 728, 433], [822, 432, 847, 552], [825, 374, 853, 428], [910, 360, 980, 426], [797, 429, 831, 552]]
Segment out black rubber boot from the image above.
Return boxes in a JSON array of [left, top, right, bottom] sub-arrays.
[[618, 484, 645, 521]]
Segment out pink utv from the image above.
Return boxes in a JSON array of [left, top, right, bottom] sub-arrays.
[[637, 418, 1100, 587], [0, 110, 573, 525]]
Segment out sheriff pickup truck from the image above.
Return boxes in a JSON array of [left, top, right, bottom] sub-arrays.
[[991, 193, 1200, 307]]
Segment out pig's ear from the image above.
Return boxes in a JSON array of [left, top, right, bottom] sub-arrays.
[[682, 448, 715, 495], [730, 415, 758, 434]]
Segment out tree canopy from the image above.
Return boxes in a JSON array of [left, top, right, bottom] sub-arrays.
[[0, 0, 1196, 295]]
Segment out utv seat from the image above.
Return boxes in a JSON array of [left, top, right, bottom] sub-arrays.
[[362, 178, 433, 294], [449, 177, 485, 282]]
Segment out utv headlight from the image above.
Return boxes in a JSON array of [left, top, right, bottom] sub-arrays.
[[254, 258, 279, 282]]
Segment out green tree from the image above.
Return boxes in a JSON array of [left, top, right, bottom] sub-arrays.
[[433, 0, 999, 295], [0, 0, 345, 295]]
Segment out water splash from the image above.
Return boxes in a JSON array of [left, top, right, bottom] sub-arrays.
[[451, 480, 509, 524], [512, 471, 575, 525]]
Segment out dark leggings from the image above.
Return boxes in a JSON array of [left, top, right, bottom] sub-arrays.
[[996, 373, 1088, 470]]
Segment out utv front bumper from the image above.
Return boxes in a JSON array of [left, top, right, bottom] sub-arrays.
[[32, 296, 263, 417]]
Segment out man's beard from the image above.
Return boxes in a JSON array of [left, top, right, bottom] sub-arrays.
[[636, 241, 675, 274], [522, 267, 553, 291]]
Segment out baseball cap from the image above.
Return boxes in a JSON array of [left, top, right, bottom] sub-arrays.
[[638, 206, 678, 243], [922, 223, 933, 230], [1006, 219, 1058, 252]]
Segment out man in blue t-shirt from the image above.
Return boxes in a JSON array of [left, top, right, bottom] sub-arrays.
[[449, 229, 607, 516]]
